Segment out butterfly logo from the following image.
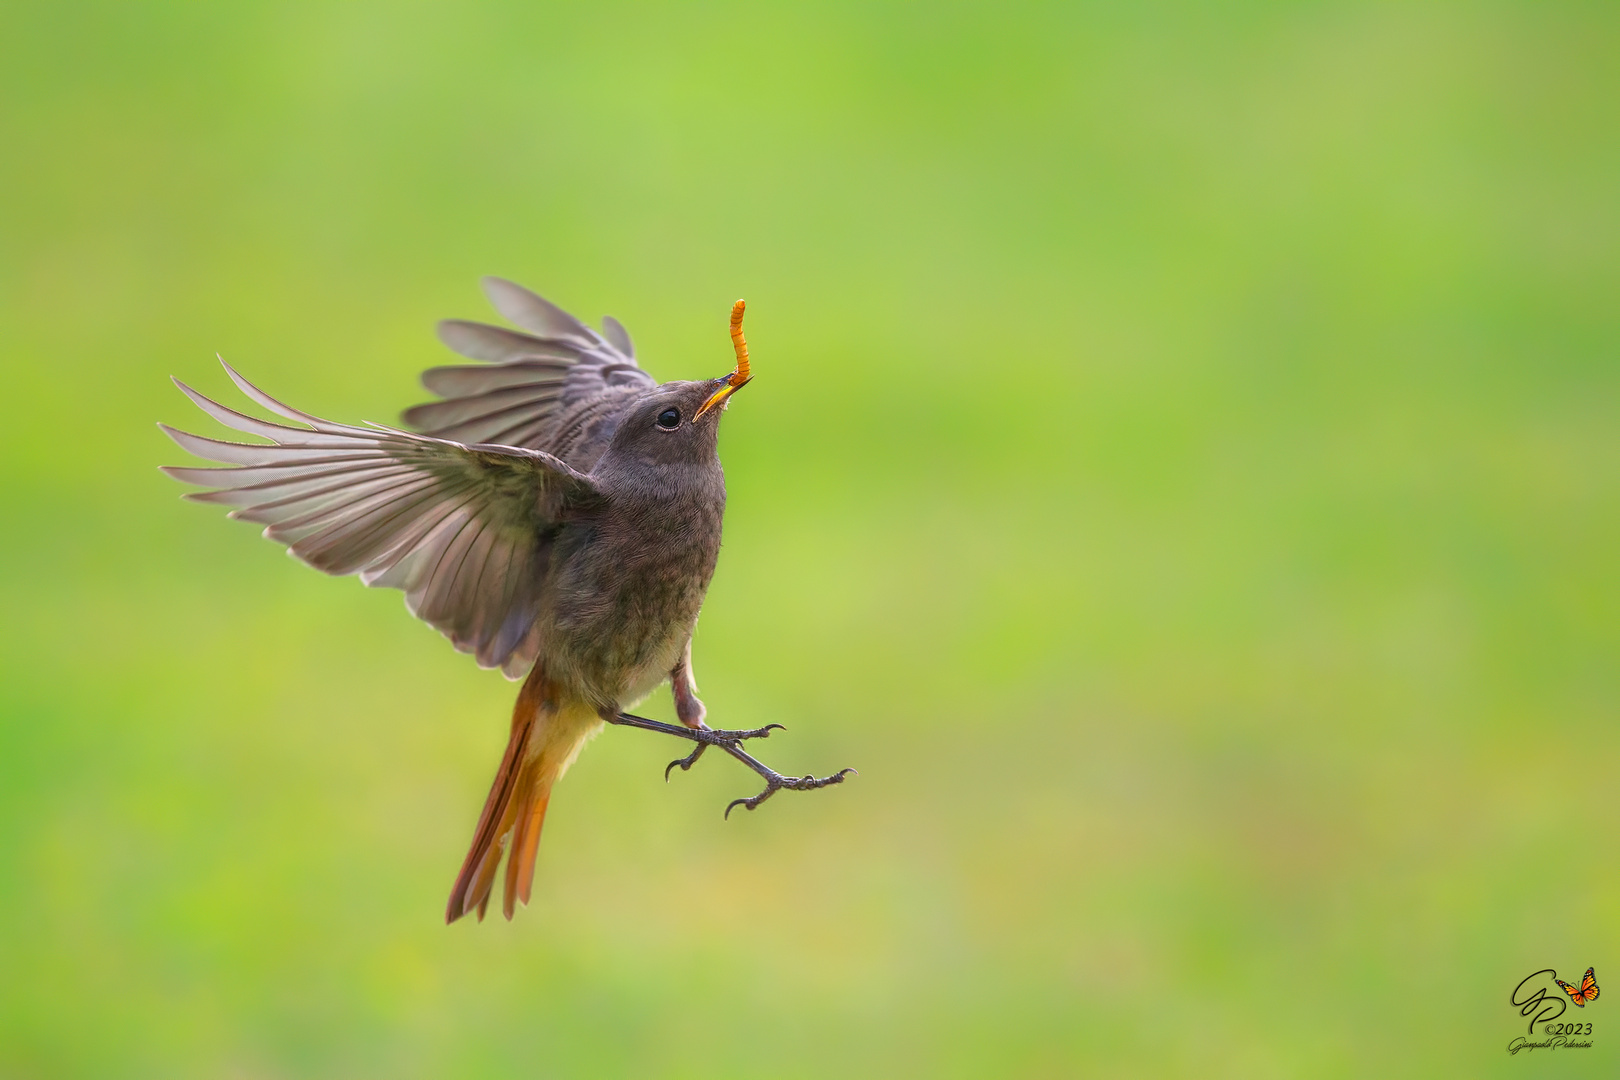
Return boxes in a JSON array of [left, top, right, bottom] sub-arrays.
[[1555, 968, 1600, 1007]]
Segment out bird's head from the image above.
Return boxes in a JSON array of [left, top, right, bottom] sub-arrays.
[[604, 300, 754, 469]]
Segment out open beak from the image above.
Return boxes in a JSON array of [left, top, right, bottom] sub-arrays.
[[694, 299, 754, 421]]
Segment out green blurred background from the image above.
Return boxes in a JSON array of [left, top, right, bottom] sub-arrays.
[[1, 2, 1616, 1076]]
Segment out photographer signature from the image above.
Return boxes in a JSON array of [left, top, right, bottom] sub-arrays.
[[1507, 1032, 1592, 1055], [1512, 969, 1569, 1034]]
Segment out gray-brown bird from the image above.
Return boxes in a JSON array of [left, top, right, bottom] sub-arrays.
[[160, 278, 852, 923]]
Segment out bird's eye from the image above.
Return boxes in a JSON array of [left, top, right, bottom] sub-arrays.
[[656, 407, 681, 430]]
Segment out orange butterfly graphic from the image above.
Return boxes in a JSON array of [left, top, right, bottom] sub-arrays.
[[1554, 967, 1600, 1007]]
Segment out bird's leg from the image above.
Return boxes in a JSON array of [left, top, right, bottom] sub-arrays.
[[671, 642, 706, 729], [664, 644, 710, 776], [603, 711, 786, 752], [602, 710, 855, 816]]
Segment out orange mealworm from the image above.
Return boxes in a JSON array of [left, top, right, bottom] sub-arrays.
[[728, 299, 751, 385]]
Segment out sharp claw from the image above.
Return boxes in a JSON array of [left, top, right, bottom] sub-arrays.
[[664, 742, 707, 781], [723, 777, 781, 818], [722, 783, 781, 818]]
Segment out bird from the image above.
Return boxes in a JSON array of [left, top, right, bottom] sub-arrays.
[[160, 278, 852, 923]]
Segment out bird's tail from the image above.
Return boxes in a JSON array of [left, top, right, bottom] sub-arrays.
[[445, 668, 602, 923]]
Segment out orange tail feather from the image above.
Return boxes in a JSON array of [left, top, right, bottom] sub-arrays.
[[445, 669, 601, 924], [445, 669, 545, 923], [503, 776, 551, 919]]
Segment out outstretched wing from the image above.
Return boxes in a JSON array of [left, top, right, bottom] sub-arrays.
[[1582, 968, 1600, 1002], [404, 277, 654, 460], [161, 360, 602, 678]]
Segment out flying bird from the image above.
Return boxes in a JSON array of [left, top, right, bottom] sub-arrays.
[[160, 278, 852, 922]]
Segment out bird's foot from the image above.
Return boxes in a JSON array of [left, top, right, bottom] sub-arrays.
[[664, 723, 786, 779], [606, 711, 855, 816], [724, 766, 858, 819]]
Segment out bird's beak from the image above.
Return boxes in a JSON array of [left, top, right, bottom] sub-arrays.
[[694, 299, 754, 421], [694, 371, 750, 420]]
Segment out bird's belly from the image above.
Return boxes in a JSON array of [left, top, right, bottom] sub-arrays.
[[548, 603, 699, 709], [616, 638, 687, 709]]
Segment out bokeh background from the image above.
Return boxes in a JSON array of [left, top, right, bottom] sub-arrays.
[[2, 2, 1616, 1076]]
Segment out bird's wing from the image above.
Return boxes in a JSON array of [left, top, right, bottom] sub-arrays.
[[403, 277, 654, 455], [161, 360, 603, 678]]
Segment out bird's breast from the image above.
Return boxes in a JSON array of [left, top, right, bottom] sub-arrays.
[[542, 482, 725, 707]]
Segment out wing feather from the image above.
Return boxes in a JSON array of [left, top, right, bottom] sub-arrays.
[[421, 361, 570, 396], [404, 279, 653, 460], [161, 363, 600, 677], [436, 321, 583, 364], [401, 386, 563, 432], [600, 315, 634, 358], [480, 277, 598, 345]]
